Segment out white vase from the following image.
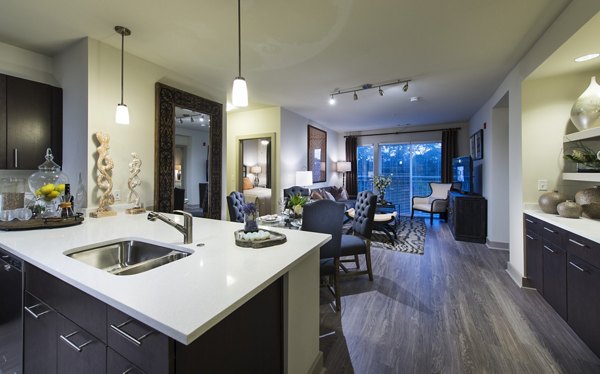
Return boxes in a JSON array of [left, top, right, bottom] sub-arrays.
[[571, 76, 600, 131]]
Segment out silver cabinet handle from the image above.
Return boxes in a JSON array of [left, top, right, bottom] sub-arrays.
[[13, 148, 17, 168], [59, 331, 93, 352], [526, 234, 535, 240], [569, 261, 586, 272], [110, 319, 154, 346], [24, 303, 51, 319], [568, 238, 585, 247], [122, 369, 134, 374], [543, 245, 555, 253], [525, 218, 534, 223], [543, 227, 555, 233]]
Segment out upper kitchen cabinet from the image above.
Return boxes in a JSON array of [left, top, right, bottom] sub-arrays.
[[1, 74, 62, 170]]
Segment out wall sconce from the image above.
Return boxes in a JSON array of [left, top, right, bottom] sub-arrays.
[[336, 161, 351, 188], [174, 164, 182, 181], [250, 165, 262, 187], [328, 79, 411, 104], [295, 171, 313, 187]]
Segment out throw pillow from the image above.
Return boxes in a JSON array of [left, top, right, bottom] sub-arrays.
[[311, 191, 323, 200], [338, 187, 349, 200], [329, 186, 342, 200], [323, 190, 336, 201], [242, 177, 253, 190]]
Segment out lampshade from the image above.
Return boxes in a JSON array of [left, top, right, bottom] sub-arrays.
[[336, 161, 351, 173], [175, 164, 182, 171], [232, 77, 248, 107], [296, 171, 313, 187], [250, 165, 261, 174], [115, 104, 130, 125]]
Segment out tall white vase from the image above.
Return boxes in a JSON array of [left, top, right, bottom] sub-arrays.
[[571, 76, 600, 131]]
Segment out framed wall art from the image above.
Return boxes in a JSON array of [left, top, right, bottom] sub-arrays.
[[470, 129, 483, 160], [307, 125, 327, 183]]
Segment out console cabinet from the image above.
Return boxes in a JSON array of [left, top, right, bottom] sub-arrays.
[[0, 74, 62, 169], [523, 213, 600, 358], [448, 191, 487, 243], [23, 263, 283, 373]]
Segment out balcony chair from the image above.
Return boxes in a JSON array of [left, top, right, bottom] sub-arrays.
[[301, 199, 345, 311], [226, 191, 246, 223], [339, 191, 378, 280], [411, 182, 453, 224]]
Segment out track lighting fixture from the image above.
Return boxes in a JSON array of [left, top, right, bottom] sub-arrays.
[[328, 79, 411, 104], [115, 26, 131, 125]]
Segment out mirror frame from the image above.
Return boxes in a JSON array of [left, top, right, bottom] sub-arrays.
[[237, 133, 277, 215], [155, 83, 222, 219]]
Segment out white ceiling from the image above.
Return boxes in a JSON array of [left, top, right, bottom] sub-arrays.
[[0, 0, 577, 133]]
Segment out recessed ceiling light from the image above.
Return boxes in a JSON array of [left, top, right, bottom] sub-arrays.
[[575, 53, 600, 62], [410, 96, 420, 102]]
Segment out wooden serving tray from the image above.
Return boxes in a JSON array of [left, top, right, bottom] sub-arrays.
[[234, 229, 287, 248], [0, 214, 85, 231]]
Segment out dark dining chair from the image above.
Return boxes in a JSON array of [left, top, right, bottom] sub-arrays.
[[301, 199, 345, 311], [174, 188, 185, 211], [340, 190, 377, 280], [283, 186, 310, 207], [226, 191, 245, 223]]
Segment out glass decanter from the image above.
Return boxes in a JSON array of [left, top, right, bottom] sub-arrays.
[[28, 148, 69, 217]]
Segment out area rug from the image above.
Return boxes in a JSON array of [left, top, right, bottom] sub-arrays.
[[343, 216, 426, 255]]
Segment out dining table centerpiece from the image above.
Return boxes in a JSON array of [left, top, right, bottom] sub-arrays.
[[287, 193, 308, 219], [373, 175, 392, 204], [243, 202, 259, 232]]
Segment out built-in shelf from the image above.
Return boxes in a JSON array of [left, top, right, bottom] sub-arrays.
[[563, 127, 600, 142], [563, 172, 600, 182]]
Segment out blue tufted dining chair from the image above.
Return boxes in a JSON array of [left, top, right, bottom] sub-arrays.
[[226, 191, 246, 223], [301, 199, 345, 311], [339, 190, 378, 280]]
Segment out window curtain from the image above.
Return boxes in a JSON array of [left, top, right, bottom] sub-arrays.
[[345, 136, 358, 196], [441, 129, 458, 183]]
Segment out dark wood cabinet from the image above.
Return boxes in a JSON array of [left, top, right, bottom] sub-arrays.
[[542, 240, 567, 320], [23, 292, 57, 374], [567, 255, 600, 358], [57, 315, 106, 374], [524, 215, 543, 291], [448, 191, 487, 243], [1, 74, 62, 169], [107, 348, 146, 374]]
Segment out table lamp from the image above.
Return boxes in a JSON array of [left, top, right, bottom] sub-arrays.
[[336, 161, 351, 188], [251, 165, 262, 187]]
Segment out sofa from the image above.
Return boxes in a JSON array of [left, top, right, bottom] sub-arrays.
[[310, 186, 356, 210]]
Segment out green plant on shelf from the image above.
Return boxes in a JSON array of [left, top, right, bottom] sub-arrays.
[[564, 141, 600, 170]]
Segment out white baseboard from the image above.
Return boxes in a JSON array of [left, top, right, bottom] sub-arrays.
[[486, 240, 509, 251], [505, 261, 523, 287]]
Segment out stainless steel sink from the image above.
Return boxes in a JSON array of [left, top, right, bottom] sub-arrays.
[[65, 239, 192, 275]]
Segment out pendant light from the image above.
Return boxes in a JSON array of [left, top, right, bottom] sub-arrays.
[[115, 26, 131, 124], [231, 0, 248, 107]]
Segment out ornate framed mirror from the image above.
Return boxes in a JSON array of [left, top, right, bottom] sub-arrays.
[[155, 83, 222, 219]]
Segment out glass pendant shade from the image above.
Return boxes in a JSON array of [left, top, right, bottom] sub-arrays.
[[232, 77, 248, 107], [571, 76, 600, 131], [115, 104, 130, 125]]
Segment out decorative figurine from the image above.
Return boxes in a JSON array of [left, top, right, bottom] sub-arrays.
[[90, 131, 117, 218], [126, 152, 146, 214]]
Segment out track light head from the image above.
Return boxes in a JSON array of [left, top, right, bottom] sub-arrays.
[[353, 91, 358, 101], [329, 95, 336, 105], [379, 87, 384, 96], [403, 82, 409, 92]]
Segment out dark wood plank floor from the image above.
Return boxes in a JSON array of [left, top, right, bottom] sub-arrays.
[[319, 220, 600, 374]]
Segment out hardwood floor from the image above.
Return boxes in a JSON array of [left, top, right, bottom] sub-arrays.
[[319, 220, 600, 373]]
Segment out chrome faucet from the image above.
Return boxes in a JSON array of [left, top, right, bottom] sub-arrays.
[[147, 210, 193, 244]]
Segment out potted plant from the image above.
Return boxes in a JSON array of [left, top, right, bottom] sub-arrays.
[[373, 175, 392, 204], [564, 142, 600, 172], [287, 193, 308, 218], [242, 202, 259, 232]]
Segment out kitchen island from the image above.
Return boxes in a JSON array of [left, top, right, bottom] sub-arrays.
[[0, 213, 329, 373]]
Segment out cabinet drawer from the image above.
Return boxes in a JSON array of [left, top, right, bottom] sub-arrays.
[[107, 347, 146, 374], [541, 222, 564, 247], [566, 233, 600, 269], [107, 306, 173, 374], [23, 292, 57, 374], [25, 264, 107, 343], [524, 214, 540, 234], [57, 315, 106, 374]]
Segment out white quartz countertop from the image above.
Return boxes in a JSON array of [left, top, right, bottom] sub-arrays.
[[0, 213, 330, 344], [523, 207, 600, 244]]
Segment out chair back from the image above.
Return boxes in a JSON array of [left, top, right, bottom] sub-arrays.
[[429, 182, 452, 199], [199, 182, 208, 211], [301, 200, 345, 260], [352, 191, 378, 239], [226, 191, 245, 223], [283, 186, 310, 207], [174, 188, 185, 211]]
